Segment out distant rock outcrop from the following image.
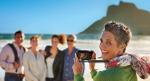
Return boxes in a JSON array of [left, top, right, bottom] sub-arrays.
[[78, 1, 150, 39]]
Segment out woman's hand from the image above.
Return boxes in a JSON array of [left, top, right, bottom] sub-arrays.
[[73, 56, 84, 75], [89, 52, 96, 72]]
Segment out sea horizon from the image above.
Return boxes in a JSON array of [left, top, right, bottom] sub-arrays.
[[1, 33, 150, 40]]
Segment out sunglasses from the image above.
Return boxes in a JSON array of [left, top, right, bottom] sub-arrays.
[[67, 39, 74, 42]]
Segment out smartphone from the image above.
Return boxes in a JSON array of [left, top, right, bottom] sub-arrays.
[[76, 50, 93, 60], [76, 50, 109, 63]]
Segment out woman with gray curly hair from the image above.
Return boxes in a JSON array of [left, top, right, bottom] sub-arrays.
[[73, 21, 150, 81]]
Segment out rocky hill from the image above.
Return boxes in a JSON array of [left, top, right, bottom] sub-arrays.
[[78, 1, 150, 39]]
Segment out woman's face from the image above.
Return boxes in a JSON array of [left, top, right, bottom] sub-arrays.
[[67, 37, 74, 48], [30, 38, 38, 48], [51, 37, 59, 47], [99, 31, 123, 60]]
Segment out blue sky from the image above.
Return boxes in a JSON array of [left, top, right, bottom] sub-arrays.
[[0, 0, 150, 34]]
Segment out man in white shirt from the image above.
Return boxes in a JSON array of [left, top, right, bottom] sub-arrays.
[[0, 30, 25, 81]]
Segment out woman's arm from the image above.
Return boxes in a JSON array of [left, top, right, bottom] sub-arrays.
[[73, 52, 100, 81], [74, 74, 85, 81], [73, 56, 85, 81]]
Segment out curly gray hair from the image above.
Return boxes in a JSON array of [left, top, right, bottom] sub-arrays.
[[104, 21, 132, 52]]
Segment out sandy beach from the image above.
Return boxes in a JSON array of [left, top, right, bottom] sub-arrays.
[[0, 38, 150, 81], [0, 70, 150, 81]]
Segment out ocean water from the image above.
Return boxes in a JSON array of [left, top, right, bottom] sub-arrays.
[[0, 36, 150, 81]]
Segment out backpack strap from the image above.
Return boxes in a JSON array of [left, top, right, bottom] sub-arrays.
[[8, 43, 20, 63], [8, 43, 21, 72], [22, 46, 26, 53]]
